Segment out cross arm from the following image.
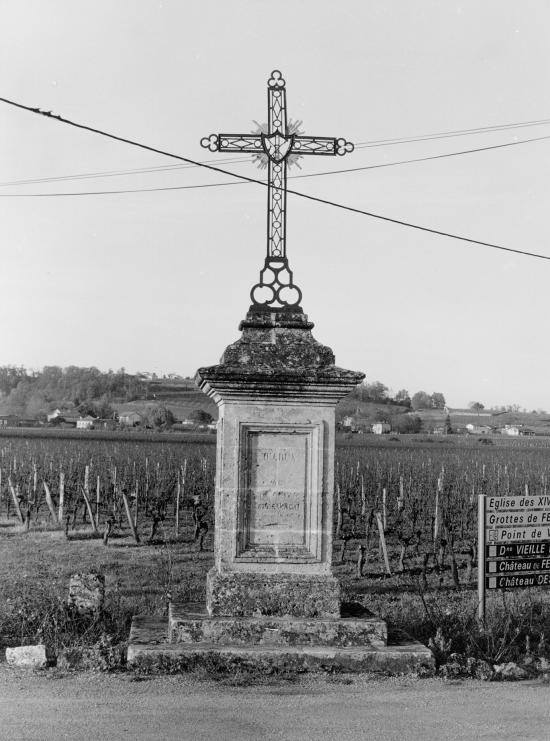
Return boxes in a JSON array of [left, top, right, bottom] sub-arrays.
[[200, 133, 263, 153], [292, 136, 354, 156]]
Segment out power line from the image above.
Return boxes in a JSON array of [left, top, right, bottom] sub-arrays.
[[354, 116, 550, 148], [0, 95, 549, 263], [0, 155, 251, 187], [2, 114, 550, 188], [2, 132, 549, 197]]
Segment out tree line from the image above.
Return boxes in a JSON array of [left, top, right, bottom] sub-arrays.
[[0, 365, 145, 419], [353, 381, 447, 411]]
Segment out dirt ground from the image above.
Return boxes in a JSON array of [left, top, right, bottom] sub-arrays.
[[0, 667, 549, 741]]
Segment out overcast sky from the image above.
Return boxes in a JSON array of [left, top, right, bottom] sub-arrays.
[[1, 1, 549, 409]]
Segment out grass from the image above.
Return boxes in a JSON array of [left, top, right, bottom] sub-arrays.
[[2, 517, 550, 674]]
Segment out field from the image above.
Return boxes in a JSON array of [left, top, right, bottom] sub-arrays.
[[1, 432, 550, 671]]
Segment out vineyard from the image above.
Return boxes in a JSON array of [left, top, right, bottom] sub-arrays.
[[1, 434, 550, 568], [2, 433, 550, 666]]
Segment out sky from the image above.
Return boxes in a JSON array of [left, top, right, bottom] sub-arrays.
[[1, 0, 549, 410]]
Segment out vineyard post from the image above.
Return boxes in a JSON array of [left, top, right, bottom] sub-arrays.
[[81, 486, 99, 534], [84, 465, 90, 523], [133, 480, 139, 529], [58, 471, 65, 523], [121, 489, 140, 544], [175, 470, 181, 537], [96, 475, 101, 528], [43, 481, 58, 524], [7, 477, 24, 524], [382, 487, 387, 531], [477, 491, 486, 624], [376, 511, 392, 575]]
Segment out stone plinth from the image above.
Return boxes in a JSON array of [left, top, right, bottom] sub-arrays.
[[127, 305, 436, 674], [195, 307, 364, 618]]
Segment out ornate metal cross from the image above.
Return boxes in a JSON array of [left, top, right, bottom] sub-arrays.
[[201, 70, 353, 310]]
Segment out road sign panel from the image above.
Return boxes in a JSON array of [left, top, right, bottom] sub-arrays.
[[486, 558, 550, 574], [485, 495, 550, 513], [486, 527, 550, 543], [486, 542, 550, 558], [486, 572, 550, 590], [486, 511, 550, 528]]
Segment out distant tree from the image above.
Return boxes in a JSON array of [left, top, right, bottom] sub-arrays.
[[189, 409, 214, 426], [393, 415, 422, 434], [444, 414, 453, 434], [364, 381, 389, 403], [147, 405, 175, 429], [431, 392, 446, 409], [469, 402, 485, 413], [94, 397, 116, 420], [394, 389, 411, 407], [411, 391, 432, 410]]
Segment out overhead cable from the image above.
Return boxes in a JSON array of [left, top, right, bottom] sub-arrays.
[[0, 95, 549, 263]]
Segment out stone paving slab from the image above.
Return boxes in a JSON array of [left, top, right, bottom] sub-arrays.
[[169, 602, 387, 647], [127, 616, 434, 675]]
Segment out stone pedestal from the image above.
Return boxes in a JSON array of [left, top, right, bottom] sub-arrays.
[[195, 307, 363, 618], [127, 306, 435, 675]]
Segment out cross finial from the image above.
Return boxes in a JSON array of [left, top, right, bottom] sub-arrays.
[[201, 70, 354, 310]]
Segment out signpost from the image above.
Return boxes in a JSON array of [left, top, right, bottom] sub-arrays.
[[478, 494, 550, 621]]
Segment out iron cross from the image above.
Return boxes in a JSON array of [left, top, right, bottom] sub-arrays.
[[201, 70, 353, 309]]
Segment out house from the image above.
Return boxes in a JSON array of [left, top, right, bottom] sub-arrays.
[[47, 408, 62, 422], [501, 425, 520, 437], [0, 414, 19, 427], [342, 416, 355, 429], [119, 411, 143, 427], [466, 424, 492, 435], [76, 415, 96, 430], [372, 422, 391, 435]]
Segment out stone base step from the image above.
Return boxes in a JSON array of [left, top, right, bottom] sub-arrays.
[[169, 602, 387, 648], [127, 616, 434, 676]]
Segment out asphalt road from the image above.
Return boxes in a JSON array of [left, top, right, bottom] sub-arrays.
[[0, 667, 549, 741]]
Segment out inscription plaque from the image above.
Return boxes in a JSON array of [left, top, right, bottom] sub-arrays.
[[236, 424, 322, 562], [248, 433, 306, 547]]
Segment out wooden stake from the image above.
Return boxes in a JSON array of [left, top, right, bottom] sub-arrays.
[[58, 471, 65, 523], [376, 512, 392, 575], [121, 489, 140, 544], [7, 477, 24, 524], [80, 486, 99, 533], [43, 482, 58, 523], [96, 475, 101, 527]]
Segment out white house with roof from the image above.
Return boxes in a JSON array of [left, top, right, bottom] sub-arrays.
[[76, 415, 95, 430]]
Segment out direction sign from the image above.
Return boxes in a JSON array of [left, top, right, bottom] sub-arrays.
[[486, 511, 550, 527], [486, 495, 550, 512], [479, 493, 550, 617], [486, 542, 550, 559], [487, 558, 550, 573], [486, 527, 550, 543], [487, 572, 550, 590]]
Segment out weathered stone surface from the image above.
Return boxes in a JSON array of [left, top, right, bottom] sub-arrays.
[[169, 602, 387, 647], [127, 616, 435, 676], [439, 653, 493, 680], [195, 308, 364, 402], [206, 570, 340, 618], [68, 573, 105, 614], [5, 644, 48, 668]]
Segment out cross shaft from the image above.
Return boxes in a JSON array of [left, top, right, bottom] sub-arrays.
[[201, 70, 353, 309]]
